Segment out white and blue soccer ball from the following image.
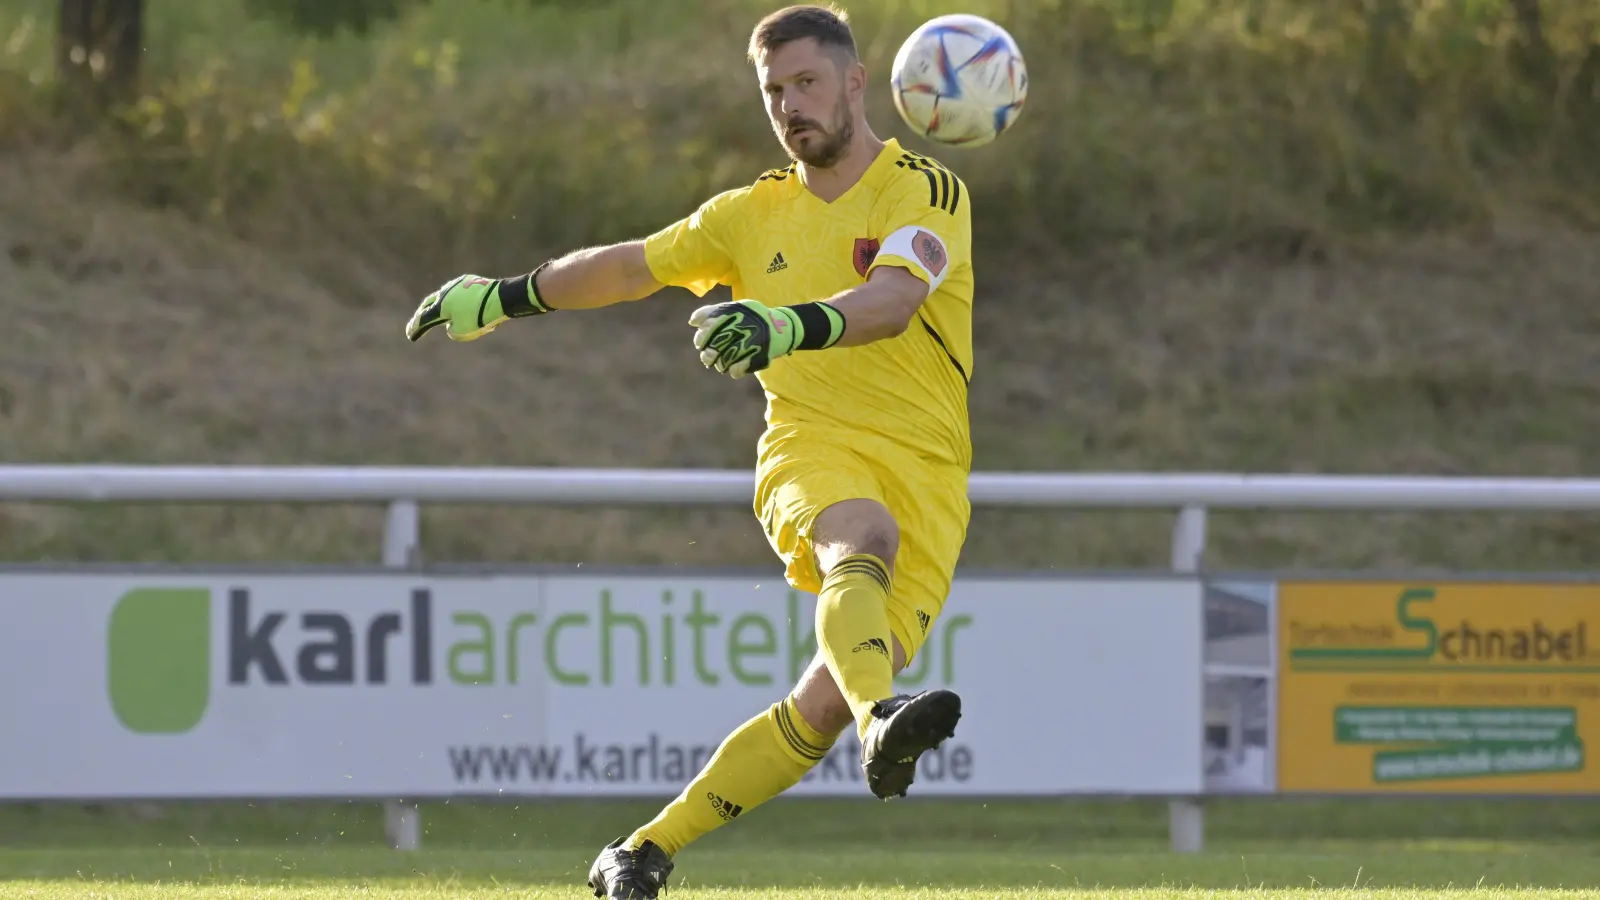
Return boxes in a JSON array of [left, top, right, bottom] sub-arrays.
[[889, 13, 1028, 149]]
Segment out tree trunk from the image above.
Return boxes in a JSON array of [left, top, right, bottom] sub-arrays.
[[56, 0, 143, 117], [1507, 0, 1545, 49], [1506, 0, 1555, 92]]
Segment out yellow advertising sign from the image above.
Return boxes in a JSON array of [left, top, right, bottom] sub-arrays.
[[1276, 582, 1600, 793]]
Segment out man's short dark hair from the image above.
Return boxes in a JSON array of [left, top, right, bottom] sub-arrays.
[[747, 4, 859, 66]]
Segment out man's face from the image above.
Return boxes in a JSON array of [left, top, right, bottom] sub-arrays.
[[757, 38, 860, 168]]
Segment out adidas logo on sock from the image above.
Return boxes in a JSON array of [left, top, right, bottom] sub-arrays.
[[852, 637, 889, 657], [706, 791, 743, 820], [915, 610, 931, 633]]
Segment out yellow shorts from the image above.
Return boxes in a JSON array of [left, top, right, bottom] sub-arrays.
[[753, 422, 970, 665]]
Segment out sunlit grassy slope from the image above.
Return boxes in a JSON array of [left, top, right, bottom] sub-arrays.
[[0, 0, 1596, 572]]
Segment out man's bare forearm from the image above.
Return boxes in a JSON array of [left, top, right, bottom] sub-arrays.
[[533, 241, 663, 311], [810, 265, 929, 347]]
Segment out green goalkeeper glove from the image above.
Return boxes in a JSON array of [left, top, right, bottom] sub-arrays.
[[689, 299, 846, 379], [405, 269, 552, 343]]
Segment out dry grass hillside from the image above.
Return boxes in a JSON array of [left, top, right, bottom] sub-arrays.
[[1, 0, 1597, 574], [3, 147, 1597, 574]]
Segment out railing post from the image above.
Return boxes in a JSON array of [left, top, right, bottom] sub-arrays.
[[383, 499, 421, 570], [384, 798, 422, 852], [1168, 503, 1208, 854], [1170, 504, 1207, 572], [382, 499, 422, 850]]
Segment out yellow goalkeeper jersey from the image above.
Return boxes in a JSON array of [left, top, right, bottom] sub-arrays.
[[644, 138, 974, 470]]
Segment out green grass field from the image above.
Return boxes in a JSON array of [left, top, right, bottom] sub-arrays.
[[4, 798, 1599, 898]]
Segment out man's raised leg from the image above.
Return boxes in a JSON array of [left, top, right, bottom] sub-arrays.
[[808, 499, 962, 800], [809, 498, 900, 737]]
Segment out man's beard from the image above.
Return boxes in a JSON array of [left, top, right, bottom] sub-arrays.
[[781, 102, 853, 168]]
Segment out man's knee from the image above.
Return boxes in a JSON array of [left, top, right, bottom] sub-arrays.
[[812, 498, 900, 575]]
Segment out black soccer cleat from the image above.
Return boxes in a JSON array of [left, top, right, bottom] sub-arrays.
[[859, 689, 962, 800], [587, 837, 674, 899]]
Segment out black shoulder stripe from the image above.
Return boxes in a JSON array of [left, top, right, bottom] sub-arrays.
[[894, 155, 961, 215], [757, 163, 797, 182], [901, 151, 948, 171]]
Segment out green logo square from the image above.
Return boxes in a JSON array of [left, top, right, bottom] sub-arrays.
[[108, 588, 211, 734]]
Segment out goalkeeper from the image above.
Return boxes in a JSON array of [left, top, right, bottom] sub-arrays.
[[407, 6, 974, 899]]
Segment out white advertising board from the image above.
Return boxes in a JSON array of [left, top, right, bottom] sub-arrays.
[[0, 572, 1204, 799]]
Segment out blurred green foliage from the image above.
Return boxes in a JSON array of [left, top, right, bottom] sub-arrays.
[[240, 0, 426, 37], [0, 0, 1596, 280], [237, 0, 583, 37]]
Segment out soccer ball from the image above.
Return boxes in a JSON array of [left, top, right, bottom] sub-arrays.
[[889, 14, 1028, 149]]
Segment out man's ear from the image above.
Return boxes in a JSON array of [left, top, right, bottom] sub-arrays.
[[847, 59, 868, 98]]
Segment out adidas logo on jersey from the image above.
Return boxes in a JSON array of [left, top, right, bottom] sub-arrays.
[[766, 252, 788, 273]]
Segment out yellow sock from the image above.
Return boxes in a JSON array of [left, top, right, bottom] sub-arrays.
[[815, 552, 895, 740], [623, 695, 834, 857]]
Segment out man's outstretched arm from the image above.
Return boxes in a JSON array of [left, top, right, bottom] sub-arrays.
[[408, 182, 747, 344], [533, 240, 663, 311], [404, 240, 665, 342]]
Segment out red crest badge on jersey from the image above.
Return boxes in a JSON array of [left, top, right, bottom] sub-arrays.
[[913, 230, 947, 276], [852, 238, 880, 277]]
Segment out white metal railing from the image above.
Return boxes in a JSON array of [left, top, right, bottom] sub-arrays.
[[9, 465, 1600, 507], [6, 463, 1600, 853]]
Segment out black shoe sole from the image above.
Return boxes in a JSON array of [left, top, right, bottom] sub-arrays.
[[588, 868, 656, 900], [864, 689, 962, 800], [588, 874, 652, 900]]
